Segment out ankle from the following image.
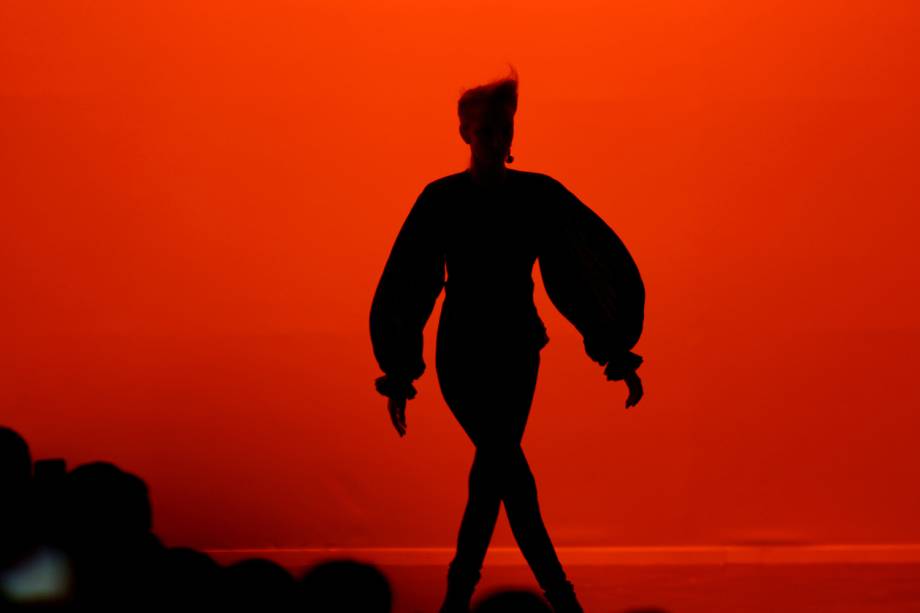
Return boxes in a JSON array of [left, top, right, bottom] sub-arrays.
[[542, 579, 584, 613], [439, 566, 481, 613]]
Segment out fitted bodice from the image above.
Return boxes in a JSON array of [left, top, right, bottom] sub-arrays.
[[434, 169, 549, 351]]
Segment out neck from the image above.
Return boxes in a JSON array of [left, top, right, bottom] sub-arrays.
[[468, 163, 508, 186]]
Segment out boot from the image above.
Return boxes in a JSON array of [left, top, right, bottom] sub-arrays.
[[542, 578, 584, 613], [438, 564, 481, 613]]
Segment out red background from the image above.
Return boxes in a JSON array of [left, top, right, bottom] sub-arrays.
[[2, 1, 918, 552]]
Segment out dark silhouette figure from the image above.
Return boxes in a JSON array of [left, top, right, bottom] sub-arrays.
[[300, 558, 393, 613], [61, 461, 164, 609], [0, 427, 33, 569], [0, 426, 407, 612], [370, 67, 646, 613], [472, 588, 554, 613], [156, 547, 222, 610], [221, 558, 297, 612]]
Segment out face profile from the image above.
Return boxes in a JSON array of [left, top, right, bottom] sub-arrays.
[[457, 67, 519, 176], [461, 107, 515, 169]]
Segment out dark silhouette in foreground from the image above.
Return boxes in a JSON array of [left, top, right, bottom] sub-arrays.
[[370, 66, 646, 613], [0, 425, 676, 611], [0, 426, 398, 612], [301, 558, 393, 613], [222, 558, 297, 611], [473, 588, 554, 613]]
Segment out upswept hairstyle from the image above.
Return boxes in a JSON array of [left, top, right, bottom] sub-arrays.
[[457, 64, 519, 128]]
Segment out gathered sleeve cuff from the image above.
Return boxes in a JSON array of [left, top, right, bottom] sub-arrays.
[[602, 351, 644, 381], [374, 374, 418, 400]]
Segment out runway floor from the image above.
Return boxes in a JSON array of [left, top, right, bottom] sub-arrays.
[[373, 563, 920, 613]]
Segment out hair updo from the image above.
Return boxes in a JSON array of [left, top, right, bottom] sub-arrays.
[[457, 64, 519, 129]]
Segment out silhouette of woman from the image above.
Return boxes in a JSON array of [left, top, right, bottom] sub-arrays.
[[369, 67, 645, 613]]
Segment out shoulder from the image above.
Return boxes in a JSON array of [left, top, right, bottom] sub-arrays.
[[408, 172, 473, 223], [420, 169, 564, 191], [509, 170, 570, 198], [507, 171, 578, 215], [421, 171, 468, 196], [401, 173, 464, 225], [512, 169, 555, 183]]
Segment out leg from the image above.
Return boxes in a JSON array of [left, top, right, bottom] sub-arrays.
[[501, 446, 569, 592], [471, 443, 583, 613], [445, 448, 502, 587], [436, 340, 507, 612], [474, 346, 583, 612], [436, 335, 581, 611]]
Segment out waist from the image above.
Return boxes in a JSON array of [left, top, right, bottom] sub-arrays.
[[438, 294, 549, 350], [444, 276, 535, 301]]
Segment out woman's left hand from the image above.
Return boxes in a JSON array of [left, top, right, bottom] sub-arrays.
[[624, 370, 644, 409], [388, 396, 408, 436]]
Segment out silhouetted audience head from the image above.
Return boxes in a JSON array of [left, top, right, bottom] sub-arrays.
[[472, 588, 553, 613], [64, 461, 153, 550], [0, 427, 31, 490], [155, 547, 221, 609], [61, 461, 163, 609], [300, 558, 393, 613], [0, 427, 33, 567], [222, 558, 296, 611]]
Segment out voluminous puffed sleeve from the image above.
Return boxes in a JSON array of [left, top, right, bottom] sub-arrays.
[[537, 178, 645, 381], [369, 185, 445, 400]]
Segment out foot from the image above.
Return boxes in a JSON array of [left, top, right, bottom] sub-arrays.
[[438, 566, 481, 613], [438, 598, 472, 613], [543, 579, 584, 613]]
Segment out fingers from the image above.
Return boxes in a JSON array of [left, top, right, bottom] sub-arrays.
[[388, 406, 403, 436], [626, 389, 642, 408], [388, 398, 407, 437], [625, 376, 644, 409]]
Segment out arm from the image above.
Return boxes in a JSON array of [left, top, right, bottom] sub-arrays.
[[369, 184, 445, 405], [537, 177, 645, 389]]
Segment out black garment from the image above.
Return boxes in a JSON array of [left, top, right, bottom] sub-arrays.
[[369, 167, 644, 400], [370, 168, 634, 610]]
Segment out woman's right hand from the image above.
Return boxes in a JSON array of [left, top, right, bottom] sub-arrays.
[[388, 396, 408, 437], [624, 370, 643, 409]]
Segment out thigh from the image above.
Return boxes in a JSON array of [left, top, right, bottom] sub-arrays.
[[436, 334, 540, 449]]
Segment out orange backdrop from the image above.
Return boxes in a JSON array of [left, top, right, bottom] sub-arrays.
[[2, 1, 918, 551]]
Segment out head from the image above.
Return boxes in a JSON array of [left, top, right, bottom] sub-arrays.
[[300, 558, 393, 613], [0, 427, 31, 539], [64, 461, 153, 551], [458, 66, 518, 171], [0, 426, 31, 494]]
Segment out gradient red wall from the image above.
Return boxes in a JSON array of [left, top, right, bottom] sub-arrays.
[[2, 1, 918, 551]]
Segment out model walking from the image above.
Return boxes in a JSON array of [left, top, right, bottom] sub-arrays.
[[370, 67, 645, 613]]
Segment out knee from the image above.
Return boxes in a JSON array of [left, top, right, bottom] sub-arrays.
[[473, 443, 527, 482]]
